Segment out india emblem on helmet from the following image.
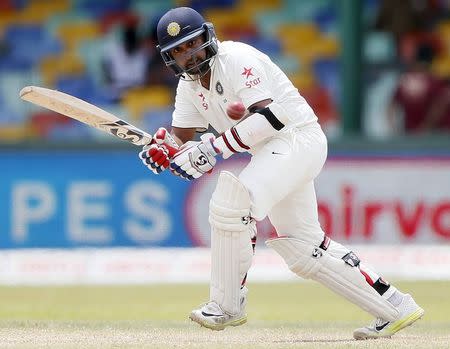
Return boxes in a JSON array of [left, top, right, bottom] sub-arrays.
[[167, 22, 180, 37]]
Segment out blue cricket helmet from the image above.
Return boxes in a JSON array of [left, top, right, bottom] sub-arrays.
[[156, 7, 218, 78]]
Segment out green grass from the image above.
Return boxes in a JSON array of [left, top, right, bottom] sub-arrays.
[[0, 281, 448, 348]]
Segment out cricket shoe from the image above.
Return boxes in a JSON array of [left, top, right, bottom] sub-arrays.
[[189, 287, 248, 331], [353, 293, 424, 340]]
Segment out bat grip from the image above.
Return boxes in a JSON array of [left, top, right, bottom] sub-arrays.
[[153, 128, 179, 157]]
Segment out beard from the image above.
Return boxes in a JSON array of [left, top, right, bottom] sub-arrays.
[[185, 55, 211, 78]]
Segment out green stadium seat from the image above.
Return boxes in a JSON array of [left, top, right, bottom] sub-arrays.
[[77, 38, 109, 87], [130, 0, 173, 19], [255, 11, 296, 38], [364, 31, 397, 64], [45, 11, 93, 36], [0, 71, 41, 116], [271, 54, 300, 75], [284, 0, 333, 21]]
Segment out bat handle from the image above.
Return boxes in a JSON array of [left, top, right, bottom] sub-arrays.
[[153, 127, 179, 157]]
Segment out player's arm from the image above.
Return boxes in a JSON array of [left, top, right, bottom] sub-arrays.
[[169, 98, 286, 181], [140, 80, 204, 175], [213, 98, 288, 159], [171, 126, 197, 144], [211, 53, 291, 159]]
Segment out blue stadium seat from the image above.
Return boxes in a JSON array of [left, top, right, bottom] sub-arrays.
[[0, 56, 33, 71], [142, 107, 173, 134], [8, 39, 62, 67], [55, 75, 114, 105], [2, 24, 63, 69], [0, 106, 25, 125], [47, 121, 94, 142], [244, 37, 282, 55], [4, 25, 44, 43], [10, 0, 27, 10], [313, 58, 340, 104], [188, 0, 235, 13], [363, 0, 381, 27], [314, 6, 338, 34], [55, 75, 96, 100], [75, 0, 131, 18]]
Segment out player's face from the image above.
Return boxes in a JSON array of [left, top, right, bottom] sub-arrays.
[[169, 35, 209, 76]]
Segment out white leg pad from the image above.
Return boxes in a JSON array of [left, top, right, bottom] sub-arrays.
[[209, 171, 254, 315], [266, 237, 399, 321]]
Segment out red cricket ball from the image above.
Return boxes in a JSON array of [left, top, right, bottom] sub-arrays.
[[226, 101, 246, 120]]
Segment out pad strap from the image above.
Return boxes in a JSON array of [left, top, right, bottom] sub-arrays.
[[266, 237, 399, 321]]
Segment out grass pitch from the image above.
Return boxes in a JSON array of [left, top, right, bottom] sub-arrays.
[[0, 281, 448, 348]]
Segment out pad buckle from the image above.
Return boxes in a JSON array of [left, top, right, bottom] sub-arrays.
[[342, 251, 360, 267]]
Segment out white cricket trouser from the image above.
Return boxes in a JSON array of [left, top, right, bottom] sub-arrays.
[[239, 121, 327, 245]]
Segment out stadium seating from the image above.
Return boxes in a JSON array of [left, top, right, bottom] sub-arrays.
[[39, 53, 85, 86], [57, 21, 100, 52], [141, 107, 174, 134], [17, 0, 71, 24], [130, 0, 173, 19], [29, 110, 82, 141], [432, 56, 450, 79], [1, 0, 449, 143], [74, 0, 131, 18], [3, 24, 62, 68], [121, 86, 173, 121], [364, 31, 397, 65]]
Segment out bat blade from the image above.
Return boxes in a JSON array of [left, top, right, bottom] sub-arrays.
[[19, 86, 153, 146]]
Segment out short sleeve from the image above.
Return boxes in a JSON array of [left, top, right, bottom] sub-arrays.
[[172, 81, 209, 131], [227, 52, 273, 109]]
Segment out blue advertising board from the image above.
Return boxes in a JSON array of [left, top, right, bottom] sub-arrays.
[[0, 150, 194, 248]]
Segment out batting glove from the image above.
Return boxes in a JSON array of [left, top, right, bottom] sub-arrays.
[[139, 127, 179, 174], [170, 133, 219, 180]]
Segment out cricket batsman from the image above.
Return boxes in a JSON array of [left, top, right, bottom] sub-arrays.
[[139, 7, 424, 340]]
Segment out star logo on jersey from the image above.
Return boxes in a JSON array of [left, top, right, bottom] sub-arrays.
[[198, 92, 208, 110], [241, 67, 254, 79]]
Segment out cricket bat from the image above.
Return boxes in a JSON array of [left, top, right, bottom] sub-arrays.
[[19, 86, 178, 155]]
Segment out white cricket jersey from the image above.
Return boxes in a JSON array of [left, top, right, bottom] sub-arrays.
[[171, 41, 317, 134]]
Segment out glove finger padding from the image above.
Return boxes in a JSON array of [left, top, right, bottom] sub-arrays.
[[140, 143, 170, 174]]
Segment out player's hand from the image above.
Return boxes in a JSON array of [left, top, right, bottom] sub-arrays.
[[170, 133, 219, 180], [139, 127, 178, 174]]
